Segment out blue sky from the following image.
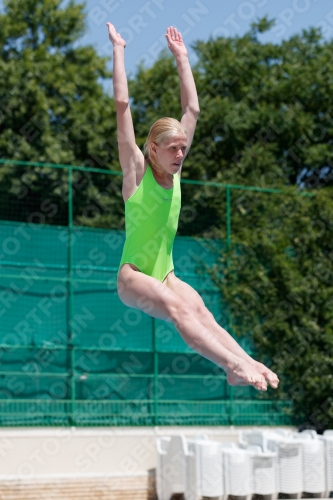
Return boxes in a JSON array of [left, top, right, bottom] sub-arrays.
[[2, 0, 333, 80], [79, 0, 333, 76]]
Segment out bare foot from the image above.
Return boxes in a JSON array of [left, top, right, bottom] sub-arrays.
[[226, 371, 250, 387], [253, 361, 279, 389], [226, 361, 267, 391]]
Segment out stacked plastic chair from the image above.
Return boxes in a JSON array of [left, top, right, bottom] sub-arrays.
[[322, 430, 333, 497], [221, 442, 252, 500], [293, 430, 326, 498], [186, 438, 224, 500], [240, 429, 303, 498], [272, 439, 303, 498], [156, 435, 188, 500], [157, 428, 331, 500], [246, 445, 278, 499]]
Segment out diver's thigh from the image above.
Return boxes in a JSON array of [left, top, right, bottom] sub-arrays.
[[164, 272, 206, 310], [117, 264, 183, 322]]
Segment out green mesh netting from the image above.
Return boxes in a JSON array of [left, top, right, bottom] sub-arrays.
[[0, 219, 292, 426]]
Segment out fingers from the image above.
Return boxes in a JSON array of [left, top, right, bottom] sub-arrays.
[[166, 26, 183, 42], [106, 22, 114, 33], [106, 22, 116, 41], [166, 26, 172, 41], [106, 22, 126, 47], [165, 27, 172, 46]]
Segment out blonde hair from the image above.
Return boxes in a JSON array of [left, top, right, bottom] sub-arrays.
[[143, 117, 187, 166]]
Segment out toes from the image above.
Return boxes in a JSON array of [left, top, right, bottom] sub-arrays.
[[266, 373, 279, 388], [253, 376, 267, 391]]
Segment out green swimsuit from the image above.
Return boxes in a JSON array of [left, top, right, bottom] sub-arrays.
[[118, 164, 181, 282]]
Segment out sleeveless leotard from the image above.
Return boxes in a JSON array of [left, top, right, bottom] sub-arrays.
[[118, 164, 181, 282]]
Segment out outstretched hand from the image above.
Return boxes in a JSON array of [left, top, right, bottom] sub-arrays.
[[165, 26, 188, 58], [106, 22, 126, 48]]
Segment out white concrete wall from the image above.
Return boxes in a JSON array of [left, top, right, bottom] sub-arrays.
[[0, 426, 295, 480]]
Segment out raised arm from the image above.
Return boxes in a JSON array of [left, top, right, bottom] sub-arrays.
[[107, 22, 143, 174], [165, 27, 200, 155]]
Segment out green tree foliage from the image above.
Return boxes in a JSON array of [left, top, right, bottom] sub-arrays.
[[206, 186, 333, 428], [131, 21, 333, 192], [196, 27, 333, 189], [0, 0, 123, 227]]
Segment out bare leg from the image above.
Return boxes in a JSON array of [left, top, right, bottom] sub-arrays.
[[164, 272, 279, 389], [117, 264, 268, 391]]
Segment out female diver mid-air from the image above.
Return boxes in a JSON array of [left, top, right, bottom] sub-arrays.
[[107, 22, 279, 392]]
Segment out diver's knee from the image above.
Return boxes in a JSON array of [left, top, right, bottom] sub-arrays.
[[168, 300, 193, 327]]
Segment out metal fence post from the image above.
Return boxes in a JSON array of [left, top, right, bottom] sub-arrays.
[[226, 186, 234, 424], [67, 168, 75, 425], [226, 186, 231, 248], [152, 317, 158, 425]]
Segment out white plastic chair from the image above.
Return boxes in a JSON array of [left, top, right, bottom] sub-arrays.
[[156, 435, 188, 500], [239, 429, 303, 497], [267, 436, 303, 497], [185, 438, 224, 500], [239, 428, 266, 450], [246, 445, 278, 499], [322, 430, 333, 497], [293, 430, 326, 497], [221, 442, 252, 500]]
